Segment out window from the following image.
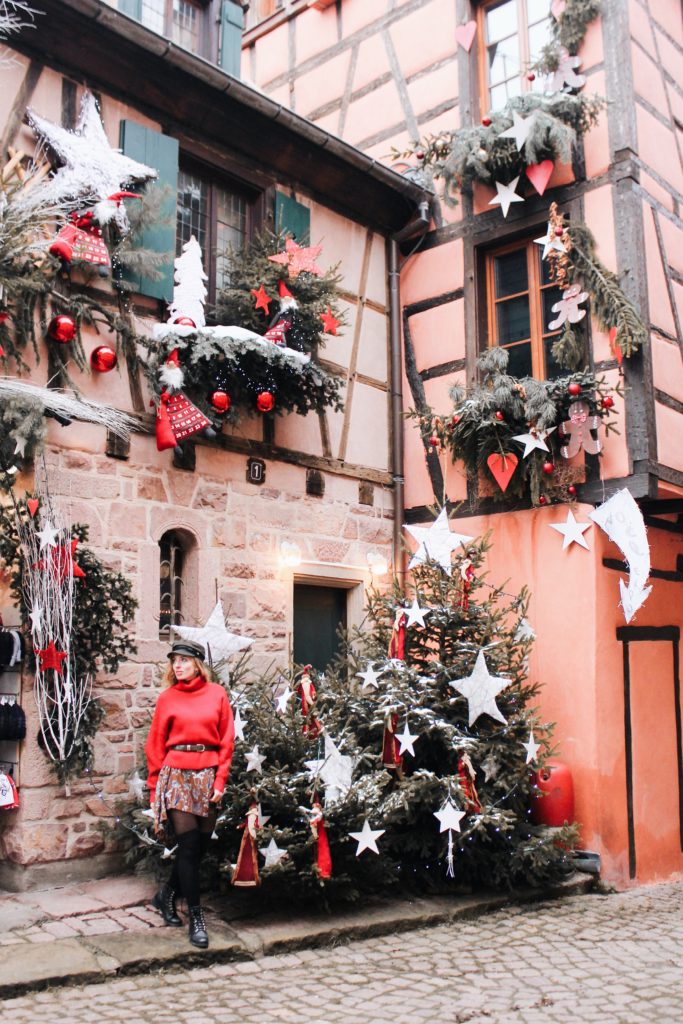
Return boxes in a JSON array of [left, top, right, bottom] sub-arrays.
[[293, 585, 347, 673], [485, 237, 564, 379], [479, 0, 552, 111], [177, 168, 249, 301], [245, 0, 285, 28], [108, 0, 207, 56], [159, 531, 186, 638]]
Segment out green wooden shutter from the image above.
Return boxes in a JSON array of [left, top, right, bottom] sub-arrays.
[[117, 0, 142, 20], [220, 1, 244, 77], [274, 192, 311, 243], [119, 120, 179, 301]]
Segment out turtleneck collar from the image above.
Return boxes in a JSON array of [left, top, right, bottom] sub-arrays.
[[173, 675, 207, 693]]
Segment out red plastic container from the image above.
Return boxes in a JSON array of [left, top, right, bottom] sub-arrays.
[[530, 759, 575, 826]]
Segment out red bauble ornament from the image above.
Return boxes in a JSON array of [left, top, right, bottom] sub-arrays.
[[527, 71, 536, 81], [210, 390, 231, 413], [415, 148, 425, 160], [0, 311, 10, 324], [601, 395, 614, 409], [568, 382, 582, 396], [495, 410, 504, 421], [538, 495, 547, 506], [47, 314, 76, 344], [542, 461, 554, 475], [429, 434, 439, 447], [568, 484, 577, 497], [173, 316, 196, 327], [256, 391, 275, 413], [451, 415, 460, 426], [90, 345, 117, 373], [554, 227, 564, 237], [482, 116, 492, 126]]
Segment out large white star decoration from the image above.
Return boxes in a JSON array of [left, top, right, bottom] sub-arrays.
[[348, 819, 385, 856], [173, 602, 253, 663], [498, 111, 536, 151], [489, 176, 525, 218], [28, 91, 157, 206], [356, 663, 383, 690], [535, 223, 566, 260], [397, 721, 418, 757], [523, 730, 541, 765], [512, 427, 556, 459], [434, 800, 466, 833], [276, 686, 293, 714], [245, 745, 266, 774], [233, 708, 245, 742], [405, 598, 429, 629], [451, 650, 511, 727], [305, 732, 356, 805], [404, 507, 473, 576], [549, 510, 592, 551], [260, 838, 287, 868], [514, 618, 536, 642], [36, 521, 59, 550]]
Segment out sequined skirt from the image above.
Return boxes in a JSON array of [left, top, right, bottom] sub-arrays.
[[153, 764, 217, 836]]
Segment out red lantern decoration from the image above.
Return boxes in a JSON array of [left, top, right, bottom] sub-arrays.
[[47, 315, 76, 344], [568, 382, 582, 396], [173, 316, 196, 327], [542, 461, 554, 475], [256, 391, 275, 413], [601, 395, 614, 409], [530, 760, 575, 826], [90, 345, 117, 373], [210, 390, 231, 414]]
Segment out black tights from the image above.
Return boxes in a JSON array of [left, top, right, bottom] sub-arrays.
[[167, 809, 216, 908]]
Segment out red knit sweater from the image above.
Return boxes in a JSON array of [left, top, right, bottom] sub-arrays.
[[145, 676, 234, 803]]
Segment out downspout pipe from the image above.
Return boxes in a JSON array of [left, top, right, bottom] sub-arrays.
[[388, 199, 431, 574]]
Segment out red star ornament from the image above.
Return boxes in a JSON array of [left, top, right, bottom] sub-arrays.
[[35, 640, 68, 674], [51, 539, 86, 580], [251, 284, 272, 314], [320, 308, 340, 335], [267, 238, 324, 280]]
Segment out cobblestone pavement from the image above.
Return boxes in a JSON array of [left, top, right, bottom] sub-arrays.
[[3, 881, 683, 1024]]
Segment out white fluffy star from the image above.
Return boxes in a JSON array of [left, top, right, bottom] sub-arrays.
[[405, 598, 429, 629], [305, 733, 356, 805], [28, 91, 157, 206], [29, 604, 43, 634], [276, 686, 293, 713], [245, 745, 266, 774], [498, 111, 536, 150], [404, 508, 473, 576], [523, 730, 541, 765], [348, 819, 385, 856], [549, 510, 592, 551], [489, 176, 525, 218], [451, 650, 511, 727], [397, 722, 418, 757], [233, 707, 245, 742], [173, 602, 253, 663], [434, 800, 466, 833], [512, 427, 556, 458], [535, 224, 566, 260], [260, 838, 287, 868], [356, 663, 383, 690], [36, 521, 59, 549]]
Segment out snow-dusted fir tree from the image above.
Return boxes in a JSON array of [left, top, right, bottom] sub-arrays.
[[167, 235, 207, 328]]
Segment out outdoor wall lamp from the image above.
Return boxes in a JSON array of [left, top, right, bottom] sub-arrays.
[[366, 551, 388, 578], [280, 541, 302, 568]]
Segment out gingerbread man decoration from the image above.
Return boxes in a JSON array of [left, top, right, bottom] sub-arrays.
[[559, 399, 602, 459]]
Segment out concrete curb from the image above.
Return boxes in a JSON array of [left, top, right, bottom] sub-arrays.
[[0, 873, 594, 998]]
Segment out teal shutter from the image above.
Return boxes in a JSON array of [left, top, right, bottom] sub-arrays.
[[274, 192, 311, 243], [118, 0, 142, 19], [220, 1, 244, 77], [119, 121, 179, 301]]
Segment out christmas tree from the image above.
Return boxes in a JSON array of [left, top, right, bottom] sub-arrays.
[[209, 517, 576, 905], [167, 235, 207, 328]]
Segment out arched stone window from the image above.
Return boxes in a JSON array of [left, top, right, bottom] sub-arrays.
[[159, 529, 192, 639]]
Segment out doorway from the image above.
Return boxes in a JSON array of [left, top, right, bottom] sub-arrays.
[[293, 584, 347, 673]]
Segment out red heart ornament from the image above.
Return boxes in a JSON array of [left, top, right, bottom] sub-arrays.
[[455, 21, 477, 52], [608, 326, 623, 365], [27, 499, 40, 518], [526, 161, 554, 196], [486, 452, 519, 492]]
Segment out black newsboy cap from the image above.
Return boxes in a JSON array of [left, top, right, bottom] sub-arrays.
[[168, 640, 206, 661]]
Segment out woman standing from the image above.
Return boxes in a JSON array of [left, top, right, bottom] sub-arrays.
[[146, 639, 234, 948]]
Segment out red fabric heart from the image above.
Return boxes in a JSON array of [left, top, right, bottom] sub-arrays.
[[455, 21, 477, 52], [526, 161, 554, 196], [27, 499, 40, 518], [486, 452, 519, 492]]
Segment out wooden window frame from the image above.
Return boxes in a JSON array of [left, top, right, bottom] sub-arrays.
[[485, 235, 561, 379], [476, 0, 543, 115], [159, 531, 186, 640]]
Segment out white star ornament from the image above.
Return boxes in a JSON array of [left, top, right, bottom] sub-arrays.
[[348, 819, 385, 856], [498, 111, 536, 151], [305, 733, 356, 805], [434, 800, 466, 833], [356, 663, 382, 690], [173, 601, 253, 662], [405, 598, 429, 629], [512, 427, 556, 459], [276, 686, 293, 713], [489, 177, 525, 218], [549, 510, 592, 551], [451, 650, 511, 727], [260, 838, 287, 868], [397, 722, 418, 757], [523, 730, 541, 765], [245, 745, 266, 774], [233, 707, 245, 742], [36, 521, 59, 549], [535, 224, 566, 260], [404, 507, 473, 575]]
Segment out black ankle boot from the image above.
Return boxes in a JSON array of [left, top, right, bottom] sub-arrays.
[[188, 905, 208, 948], [152, 885, 182, 926]]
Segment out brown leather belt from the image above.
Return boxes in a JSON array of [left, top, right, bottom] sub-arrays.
[[170, 744, 218, 752]]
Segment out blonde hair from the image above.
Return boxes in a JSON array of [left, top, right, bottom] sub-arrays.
[[163, 656, 213, 688]]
